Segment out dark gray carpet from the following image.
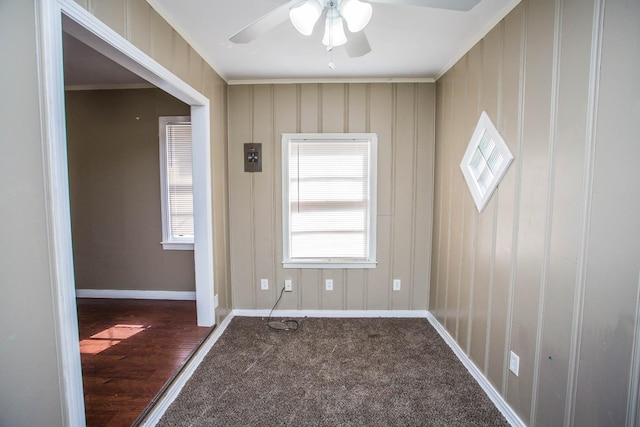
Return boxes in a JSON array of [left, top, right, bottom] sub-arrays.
[[157, 317, 509, 426]]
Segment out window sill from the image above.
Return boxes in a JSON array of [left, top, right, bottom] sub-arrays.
[[283, 261, 377, 269], [161, 241, 194, 251]]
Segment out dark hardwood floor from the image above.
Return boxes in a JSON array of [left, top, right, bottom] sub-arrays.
[[76, 298, 211, 426]]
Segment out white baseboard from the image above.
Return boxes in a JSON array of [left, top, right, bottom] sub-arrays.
[[75, 289, 196, 300], [140, 312, 235, 426], [425, 312, 526, 427], [232, 309, 430, 318]]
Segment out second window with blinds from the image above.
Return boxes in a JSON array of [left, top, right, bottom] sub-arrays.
[[281, 133, 377, 269], [159, 116, 194, 250]]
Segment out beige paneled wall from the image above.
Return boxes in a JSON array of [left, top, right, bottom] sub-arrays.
[[432, 0, 640, 425], [66, 88, 195, 292], [75, 0, 232, 322], [228, 83, 435, 310]]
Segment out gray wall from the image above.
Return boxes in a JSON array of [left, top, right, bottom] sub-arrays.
[[66, 88, 195, 292], [228, 84, 435, 310], [0, 1, 66, 425], [0, 0, 230, 425], [431, 0, 640, 425]]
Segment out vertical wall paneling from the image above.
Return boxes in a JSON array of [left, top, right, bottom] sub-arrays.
[[461, 43, 481, 357], [573, 0, 640, 424], [126, 0, 151, 55], [489, 6, 524, 395], [413, 84, 435, 310], [228, 83, 435, 311], [432, 0, 640, 424], [228, 86, 254, 309], [366, 84, 394, 309], [508, 0, 555, 419], [89, 0, 126, 37], [273, 85, 297, 309], [252, 85, 276, 309]]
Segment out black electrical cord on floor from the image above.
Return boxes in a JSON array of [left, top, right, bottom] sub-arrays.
[[267, 286, 299, 332]]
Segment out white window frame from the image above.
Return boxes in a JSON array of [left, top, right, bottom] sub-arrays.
[[282, 133, 377, 269], [460, 111, 513, 213], [159, 116, 194, 250]]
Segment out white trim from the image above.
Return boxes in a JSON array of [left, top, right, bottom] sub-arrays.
[[161, 242, 194, 250], [140, 312, 236, 427], [228, 77, 436, 85], [232, 309, 430, 318], [37, 1, 86, 424], [426, 312, 525, 427], [435, 0, 523, 81], [76, 289, 196, 300], [64, 82, 155, 91], [627, 274, 640, 426], [283, 261, 377, 269]]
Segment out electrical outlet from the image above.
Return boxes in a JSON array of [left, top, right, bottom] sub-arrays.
[[214, 294, 219, 309], [509, 351, 520, 376], [284, 279, 293, 292], [393, 279, 401, 291], [260, 279, 269, 290], [325, 279, 333, 291]]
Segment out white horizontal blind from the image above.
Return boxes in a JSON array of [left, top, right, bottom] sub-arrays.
[[165, 122, 194, 241], [288, 140, 371, 260]]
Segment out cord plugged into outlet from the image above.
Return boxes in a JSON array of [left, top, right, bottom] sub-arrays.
[[284, 279, 293, 292]]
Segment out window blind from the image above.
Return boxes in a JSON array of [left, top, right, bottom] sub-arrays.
[[288, 140, 370, 260], [165, 122, 193, 240]]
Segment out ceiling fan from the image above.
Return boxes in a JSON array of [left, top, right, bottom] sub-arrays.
[[230, 0, 481, 58]]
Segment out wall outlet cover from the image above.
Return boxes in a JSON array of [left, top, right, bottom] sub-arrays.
[[393, 279, 401, 291], [260, 279, 269, 290], [509, 351, 520, 376], [325, 279, 333, 291], [284, 279, 293, 292]]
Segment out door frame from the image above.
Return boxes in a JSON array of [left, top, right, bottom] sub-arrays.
[[37, 0, 216, 424]]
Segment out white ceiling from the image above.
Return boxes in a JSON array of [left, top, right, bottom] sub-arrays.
[[148, 0, 519, 83], [63, 32, 149, 88]]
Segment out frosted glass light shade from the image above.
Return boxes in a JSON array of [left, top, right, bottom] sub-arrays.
[[322, 16, 347, 47], [340, 0, 372, 32], [289, 0, 323, 36]]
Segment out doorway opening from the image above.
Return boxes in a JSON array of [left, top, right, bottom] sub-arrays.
[[38, 0, 216, 423]]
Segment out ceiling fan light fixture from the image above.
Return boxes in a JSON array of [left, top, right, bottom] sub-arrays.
[[289, 0, 323, 36], [322, 15, 348, 48], [339, 0, 372, 33]]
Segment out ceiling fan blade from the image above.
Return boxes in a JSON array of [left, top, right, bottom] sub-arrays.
[[230, 1, 297, 43], [368, 0, 480, 12], [345, 31, 371, 58]]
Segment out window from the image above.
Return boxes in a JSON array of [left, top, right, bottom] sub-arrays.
[[282, 133, 377, 269], [159, 116, 193, 250], [460, 111, 513, 213]]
